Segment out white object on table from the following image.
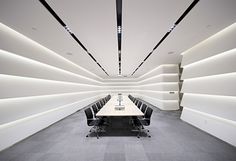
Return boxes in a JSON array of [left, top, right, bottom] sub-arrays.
[[96, 95, 144, 117]]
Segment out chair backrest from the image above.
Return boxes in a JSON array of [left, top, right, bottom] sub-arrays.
[[141, 104, 147, 113], [144, 107, 153, 125], [103, 98, 107, 104], [100, 99, 105, 106], [92, 104, 98, 114], [133, 98, 136, 103], [84, 108, 93, 126], [96, 102, 102, 110], [135, 100, 139, 106], [137, 101, 142, 109]]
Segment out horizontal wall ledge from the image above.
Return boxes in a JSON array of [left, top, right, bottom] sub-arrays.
[[0, 94, 104, 151], [0, 91, 104, 124], [182, 48, 236, 79], [181, 93, 236, 121], [0, 74, 102, 99], [0, 49, 102, 85], [181, 23, 236, 66], [136, 94, 179, 110], [181, 73, 236, 96]]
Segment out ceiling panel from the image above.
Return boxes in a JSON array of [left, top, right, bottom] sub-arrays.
[[47, 0, 118, 77], [122, 0, 193, 77], [1, 0, 236, 79], [135, 0, 236, 77]]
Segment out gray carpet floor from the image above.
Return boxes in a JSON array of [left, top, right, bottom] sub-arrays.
[[0, 102, 236, 161]]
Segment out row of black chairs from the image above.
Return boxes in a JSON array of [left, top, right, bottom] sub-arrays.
[[128, 94, 153, 138], [84, 95, 111, 139]]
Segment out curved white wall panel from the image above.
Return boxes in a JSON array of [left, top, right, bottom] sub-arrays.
[[182, 73, 236, 96], [181, 94, 236, 121], [0, 23, 101, 81], [136, 64, 179, 110], [181, 23, 236, 66], [138, 64, 179, 81], [0, 50, 101, 85], [0, 23, 105, 151], [181, 23, 236, 146], [0, 96, 102, 151], [0, 74, 103, 99]]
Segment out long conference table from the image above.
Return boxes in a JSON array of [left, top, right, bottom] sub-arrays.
[[96, 95, 144, 117]]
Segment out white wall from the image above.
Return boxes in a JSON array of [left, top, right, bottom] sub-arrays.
[[135, 64, 180, 110], [0, 23, 106, 151], [180, 23, 236, 146]]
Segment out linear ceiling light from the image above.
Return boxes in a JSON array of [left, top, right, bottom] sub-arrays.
[[131, 0, 200, 76], [116, 0, 122, 75], [38, 0, 109, 76]]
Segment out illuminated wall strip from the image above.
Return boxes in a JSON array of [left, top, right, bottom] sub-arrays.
[[0, 49, 103, 84], [182, 48, 236, 68], [138, 82, 179, 87], [138, 64, 178, 79], [137, 90, 178, 94], [182, 72, 236, 81], [0, 94, 105, 129], [0, 23, 102, 80], [0, 74, 103, 87], [135, 94, 179, 103], [182, 93, 236, 99], [183, 107, 236, 126], [0, 90, 105, 101]]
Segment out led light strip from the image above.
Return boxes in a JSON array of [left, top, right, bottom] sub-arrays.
[[139, 73, 179, 83], [0, 49, 103, 84], [0, 74, 103, 87], [182, 48, 236, 68], [0, 90, 105, 101], [38, 0, 109, 76], [136, 94, 179, 102], [183, 107, 236, 126], [116, 0, 122, 75], [182, 72, 236, 81], [0, 95, 104, 129], [182, 93, 236, 99], [138, 64, 178, 79], [131, 0, 200, 75]]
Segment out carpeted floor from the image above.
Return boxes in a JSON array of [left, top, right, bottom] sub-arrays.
[[0, 101, 236, 161]]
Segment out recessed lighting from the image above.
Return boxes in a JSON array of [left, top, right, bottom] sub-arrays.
[[31, 27, 37, 31], [168, 51, 175, 54], [66, 52, 73, 56]]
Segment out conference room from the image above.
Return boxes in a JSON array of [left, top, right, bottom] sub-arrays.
[[0, 0, 236, 161]]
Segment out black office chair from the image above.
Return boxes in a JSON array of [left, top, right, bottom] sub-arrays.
[[92, 104, 99, 114], [96, 101, 102, 110], [134, 99, 138, 105], [134, 107, 153, 138], [137, 101, 142, 109], [140, 104, 147, 113], [102, 98, 107, 104], [100, 99, 105, 107], [84, 108, 103, 139], [132, 98, 136, 103]]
